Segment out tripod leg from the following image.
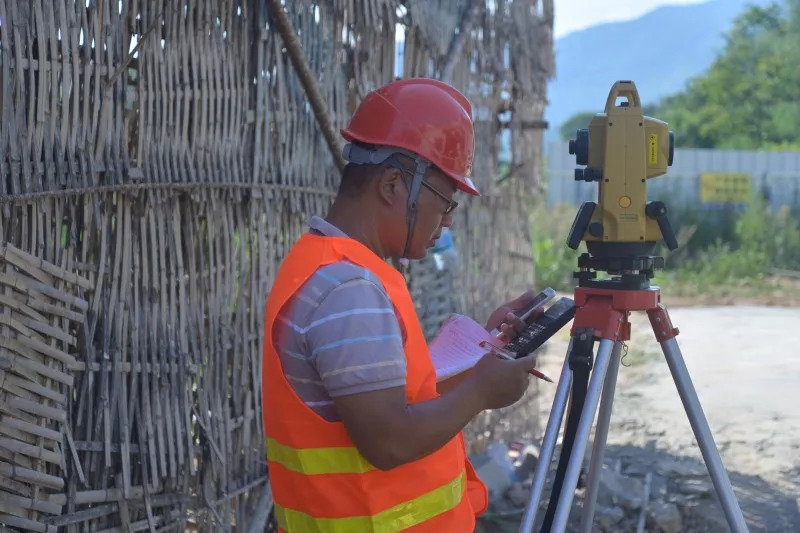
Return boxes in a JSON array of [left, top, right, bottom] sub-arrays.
[[519, 341, 575, 533], [660, 337, 748, 533], [578, 341, 623, 533], [550, 338, 615, 532]]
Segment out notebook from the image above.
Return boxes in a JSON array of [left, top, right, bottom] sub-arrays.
[[428, 314, 505, 381]]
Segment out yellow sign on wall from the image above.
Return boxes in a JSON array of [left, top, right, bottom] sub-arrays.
[[700, 172, 752, 204]]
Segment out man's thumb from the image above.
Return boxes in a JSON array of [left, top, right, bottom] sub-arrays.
[[516, 353, 538, 370], [512, 288, 536, 307]]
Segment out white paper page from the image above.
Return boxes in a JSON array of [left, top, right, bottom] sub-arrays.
[[428, 314, 505, 381]]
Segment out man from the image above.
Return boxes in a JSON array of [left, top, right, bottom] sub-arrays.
[[262, 78, 540, 532]]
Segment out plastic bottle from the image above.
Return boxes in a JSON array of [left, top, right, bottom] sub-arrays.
[[431, 227, 460, 271]]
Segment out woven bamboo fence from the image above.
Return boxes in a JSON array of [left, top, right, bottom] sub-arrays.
[[0, 1, 553, 530]]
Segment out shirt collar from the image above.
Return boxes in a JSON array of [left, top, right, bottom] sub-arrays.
[[308, 216, 349, 238]]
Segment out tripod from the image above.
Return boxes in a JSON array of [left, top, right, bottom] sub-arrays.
[[519, 281, 749, 533]]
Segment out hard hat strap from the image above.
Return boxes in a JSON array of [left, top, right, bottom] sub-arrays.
[[342, 143, 429, 168], [342, 143, 430, 259], [400, 158, 428, 259]]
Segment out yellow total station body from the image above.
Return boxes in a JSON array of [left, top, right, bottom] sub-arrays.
[[569, 81, 674, 246]]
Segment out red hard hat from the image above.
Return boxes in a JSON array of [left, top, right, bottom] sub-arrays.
[[341, 78, 480, 196]]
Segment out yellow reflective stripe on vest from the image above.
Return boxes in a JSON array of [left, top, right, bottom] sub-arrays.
[[266, 437, 376, 475], [274, 470, 466, 532]]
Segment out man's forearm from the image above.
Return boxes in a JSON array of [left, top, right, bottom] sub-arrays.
[[333, 373, 491, 471], [382, 377, 484, 468]]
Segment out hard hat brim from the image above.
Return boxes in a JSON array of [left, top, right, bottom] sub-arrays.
[[341, 128, 481, 196]]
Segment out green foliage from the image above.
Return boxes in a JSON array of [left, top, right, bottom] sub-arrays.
[[768, 205, 800, 267], [665, 196, 800, 284], [652, 0, 800, 149], [558, 111, 595, 140], [530, 205, 582, 291], [532, 197, 800, 292], [675, 240, 769, 285]]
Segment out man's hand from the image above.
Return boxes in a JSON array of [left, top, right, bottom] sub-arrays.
[[468, 352, 538, 409], [485, 289, 538, 342]]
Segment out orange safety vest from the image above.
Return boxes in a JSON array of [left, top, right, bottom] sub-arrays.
[[262, 233, 488, 532]]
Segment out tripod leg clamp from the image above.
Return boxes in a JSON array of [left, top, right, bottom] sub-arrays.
[[648, 304, 680, 341], [569, 328, 595, 371]]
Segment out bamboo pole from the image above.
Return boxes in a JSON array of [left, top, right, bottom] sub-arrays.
[[266, 0, 346, 172], [440, 0, 483, 83]]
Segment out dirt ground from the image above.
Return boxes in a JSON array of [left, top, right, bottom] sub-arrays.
[[530, 299, 800, 531]]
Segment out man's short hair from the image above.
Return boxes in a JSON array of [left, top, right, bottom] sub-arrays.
[[338, 143, 417, 198], [338, 162, 382, 198]]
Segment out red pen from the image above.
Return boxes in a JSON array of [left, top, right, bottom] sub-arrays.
[[479, 342, 555, 383], [527, 367, 554, 383]]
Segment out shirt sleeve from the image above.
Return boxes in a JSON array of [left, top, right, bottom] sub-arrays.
[[306, 277, 407, 397]]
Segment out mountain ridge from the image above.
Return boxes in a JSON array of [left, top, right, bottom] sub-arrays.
[[546, 0, 772, 137]]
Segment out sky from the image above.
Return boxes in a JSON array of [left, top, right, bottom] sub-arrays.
[[553, 0, 706, 38]]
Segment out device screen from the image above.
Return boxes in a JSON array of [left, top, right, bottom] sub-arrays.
[[491, 288, 556, 338], [504, 297, 577, 358], [541, 297, 574, 322], [517, 287, 556, 322]]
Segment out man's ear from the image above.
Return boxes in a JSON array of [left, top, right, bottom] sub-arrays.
[[376, 167, 405, 207]]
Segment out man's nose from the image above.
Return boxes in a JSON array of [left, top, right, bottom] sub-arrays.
[[441, 212, 454, 228]]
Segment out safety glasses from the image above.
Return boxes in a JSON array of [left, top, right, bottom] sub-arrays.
[[420, 180, 459, 215], [386, 160, 459, 215]]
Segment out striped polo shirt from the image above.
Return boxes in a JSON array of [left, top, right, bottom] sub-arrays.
[[273, 216, 407, 421]]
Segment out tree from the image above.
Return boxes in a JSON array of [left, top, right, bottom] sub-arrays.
[[559, 111, 595, 140], [652, 1, 800, 149]]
